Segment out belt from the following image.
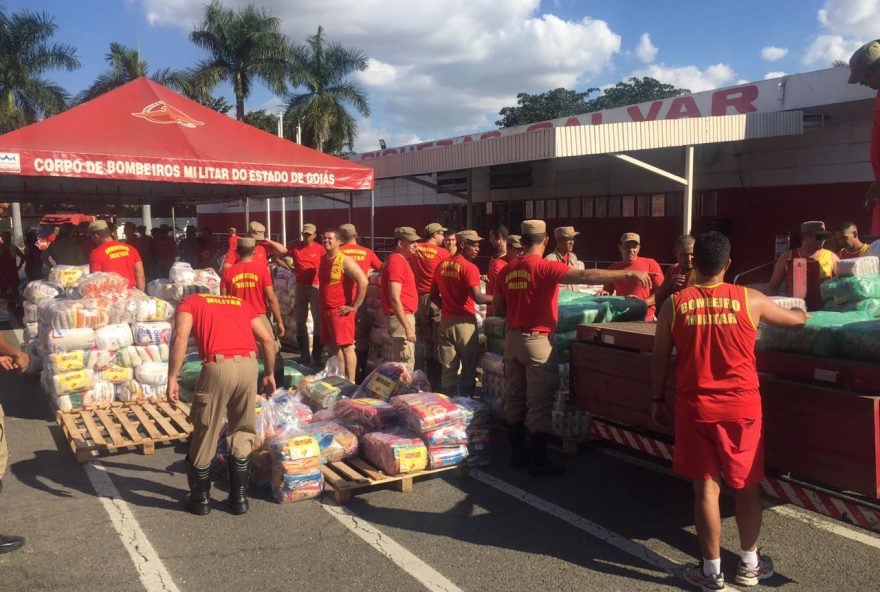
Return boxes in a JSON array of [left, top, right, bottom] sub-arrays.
[[508, 328, 551, 337], [204, 351, 257, 364], [442, 313, 478, 322]]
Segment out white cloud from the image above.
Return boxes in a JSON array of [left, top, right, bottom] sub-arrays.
[[764, 71, 786, 79], [352, 118, 421, 153], [631, 63, 736, 93], [761, 46, 788, 61], [136, 0, 622, 140], [634, 33, 658, 64], [803, 34, 863, 65]]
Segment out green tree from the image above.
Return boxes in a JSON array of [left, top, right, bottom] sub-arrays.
[[76, 43, 191, 103], [496, 77, 690, 128], [0, 8, 79, 132], [189, 0, 290, 121], [284, 26, 370, 153], [243, 109, 279, 135]]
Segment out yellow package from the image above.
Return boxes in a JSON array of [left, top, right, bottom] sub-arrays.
[[50, 351, 85, 372], [398, 446, 428, 473], [52, 369, 94, 395], [100, 365, 133, 384]]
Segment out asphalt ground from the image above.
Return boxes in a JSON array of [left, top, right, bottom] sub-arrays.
[[1, 341, 879, 591]]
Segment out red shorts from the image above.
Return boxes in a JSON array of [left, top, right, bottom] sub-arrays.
[[320, 307, 355, 346], [672, 415, 765, 489]]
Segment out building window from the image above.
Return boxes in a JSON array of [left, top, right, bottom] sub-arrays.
[[594, 197, 606, 218], [489, 163, 532, 189], [608, 196, 621, 218], [558, 198, 568, 218], [667, 193, 682, 217], [637, 194, 650, 217], [535, 200, 545, 218], [546, 199, 556, 219], [651, 194, 666, 217], [525, 200, 533, 218], [582, 197, 593, 218], [622, 195, 635, 217], [570, 197, 581, 218]]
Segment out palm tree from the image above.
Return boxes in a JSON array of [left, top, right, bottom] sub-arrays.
[[76, 43, 191, 103], [284, 26, 370, 153], [0, 8, 79, 132], [188, 1, 290, 120]]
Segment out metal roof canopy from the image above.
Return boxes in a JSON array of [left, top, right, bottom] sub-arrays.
[[363, 111, 805, 234]]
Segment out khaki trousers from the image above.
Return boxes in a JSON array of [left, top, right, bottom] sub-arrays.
[[504, 330, 559, 434], [295, 284, 320, 339], [386, 313, 416, 373], [415, 293, 440, 368], [438, 316, 479, 396], [0, 404, 7, 479], [188, 353, 259, 468]]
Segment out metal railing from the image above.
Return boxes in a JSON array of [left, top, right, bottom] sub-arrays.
[[732, 260, 776, 285]]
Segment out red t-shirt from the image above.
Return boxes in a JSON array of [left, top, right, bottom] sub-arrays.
[[153, 236, 177, 262], [89, 240, 142, 287], [287, 241, 324, 286], [410, 243, 450, 294], [225, 237, 270, 268], [177, 294, 258, 359], [435, 254, 481, 316], [319, 251, 354, 311], [381, 252, 418, 316], [497, 255, 570, 333], [340, 244, 382, 275], [604, 257, 665, 320], [221, 260, 272, 315], [670, 283, 760, 421]]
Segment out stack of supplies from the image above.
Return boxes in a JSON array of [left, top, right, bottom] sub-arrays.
[[360, 429, 428, 475]]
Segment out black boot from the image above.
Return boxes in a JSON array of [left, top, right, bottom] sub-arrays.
[[355, 350, 368, 383], [425, 359, 443, 389], [508, 422, 529, 469], [528, 432, 566, 477], [185, 457, 211, 516], [298, 336, 312, 366], [311, 342, 323, 367], [0, 480, 25, 554], [227, 456, 250, 515]]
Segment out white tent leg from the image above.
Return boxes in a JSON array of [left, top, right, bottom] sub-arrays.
[[141, 204, 153, 234], [298, 195, 304, 235], [244, 197, 250, 229], [266, 198, 271, 239], [11, 203, 23, 248], [171, 207, 176, 239], [370, 190, 375, 250], [281, 196, 287, 245], [684, 145, 694, 236]]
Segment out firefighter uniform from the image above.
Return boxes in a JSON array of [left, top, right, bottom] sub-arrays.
[[544, 226, 581, 291], [410, 223, 450, 381]]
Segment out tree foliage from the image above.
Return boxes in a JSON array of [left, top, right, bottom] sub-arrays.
[[0, 8, 79, 130], [283, 26, 370, 153], [76, 43, 192, 103], [243, 109, 279, 135], [189, 0, 290, 120], [496, 77, 690, 128]]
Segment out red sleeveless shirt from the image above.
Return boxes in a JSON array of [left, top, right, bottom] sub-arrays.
[[319, 251, 353, 311]]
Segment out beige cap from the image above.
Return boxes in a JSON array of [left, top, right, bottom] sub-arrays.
[[229, 227, 236, 233], [521, 219, 546, 235], [302, 223, 317, 235], [508, 234, 523, 249], [338, 223, 356, 238], [424, 222, 447, 236], [620, 232, 641, 245], [249, 220, 266, 240], [801, 220, 831, 237], [456, 230, 484, 243], [554, 226, 580, 239], [849, 40, 880, 83], [394, 226, 421, 242], [238, 237, 257, 248], [89, 220, 109, 233]]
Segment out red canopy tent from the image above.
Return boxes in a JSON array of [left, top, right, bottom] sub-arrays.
[[0, 76, 374, 205]]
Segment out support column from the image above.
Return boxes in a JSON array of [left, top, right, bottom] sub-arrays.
[[244, 197, 250, 228], [298, 195, 304, 235], [683, 145, 694, 236], [266, 198, 271, 239], [141, 204, 153, 234], [11, 203, 23, 248], [370, 190, 375, 251], [281, 197, 287, 245]]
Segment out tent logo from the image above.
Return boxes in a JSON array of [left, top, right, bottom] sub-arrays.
[[132, 101, 204, 128], [0, 152, 20, 173]]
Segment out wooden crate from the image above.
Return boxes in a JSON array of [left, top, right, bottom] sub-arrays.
[[57, 400, 193, 463], [320, 456, 466, 503]]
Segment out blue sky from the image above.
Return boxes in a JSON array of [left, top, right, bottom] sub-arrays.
[[5, 1, 877, 151]]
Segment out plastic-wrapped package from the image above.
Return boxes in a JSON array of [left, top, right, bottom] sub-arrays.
[[23, 280, 63, 303], [70, 272, 129, 298], [133, 344, 168, 363], [125, 295, 175, 322], [114, 346, 143, 368], [48, 264, 90, 288], [820, 275, 880, 305], [392, 393, 464, 433], [23, 302, 39, 323], [297, 374, 353, 411], [824, 298, 880, 318], [835, 256, 880, 277], [427, 445, 469, 469], [46, 350, 87, 373], [334, 398, 399, 432], [837, 320, 880, 362], [95, 323, 134, 350], [422, 423, 468, 447], [482, 317, 507, 340], [768, 296, 808, 311], [480, 353, 504, 376], [116, 380, 166, 402], [179, 360, 203, 391], [268, 432, 321, 470], [45, 327, 97, 353], [312, 409, 335, 422], [40, 298, 112, 330], [486, 336, 505, 355], [132, 322, 172, 346], [555, 331, 577, 364], [169, 262, 195, 284], [52, 369, 95, 396], [450, 397, 491, 429], [194, 268, 221, 290], [360, 429, 428, 475], [97, 365, 134, 384], [283, 359, 309, 389], [271, 466, 323, 503], [134, 362, 169, 386], [300, 421, 358, 463], [147, 279, 169, 298], [556, 303, 604, 332], [589, 296, 649, 323], [81, 382, 116, 407], [758, 311, 872, 357], [23, 323, 39, 344], [164, 282, 211, 302], [355, 362, 431, 401], [263, 390, 313, 436]]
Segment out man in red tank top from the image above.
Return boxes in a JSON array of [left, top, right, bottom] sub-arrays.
[[319, 229, 368, 381], [652, 232, 807, 590], [338, 223, 382, 380]]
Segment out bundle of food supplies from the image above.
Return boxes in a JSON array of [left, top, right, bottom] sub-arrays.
[[360, 429, 428, 475], [390, 393, 469, 469], [47, 264, 90, 288], [38, 297, 129, 330], [149, 263, 221, 302], [295, 359, 357, 411], [834, 255, 880, 277], [482, 317, 506, 355], [480, 353, 506, 419], [267, 429, 323, 503], [837, 320, 880, 362], [300, 421, 358, 463], [334, 398, 399, 433], [758, 310, 873, 357], [354, 362, 431, 401], [453, 396, 490, 465], [820, 274, 880, 305], [69, 272, 129, 298]]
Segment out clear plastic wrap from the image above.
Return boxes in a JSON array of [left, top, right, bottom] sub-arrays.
[[48, 264, 90, 288], [768, 296, 807, 311], [820, 274, 880, 305], [758, 310, 872, 357], [354, 362, 431, 401], [835, 256, 880, 277], [95, 323, 134, 350], [823, 298, 880, 318], [39, 298, 116, 330], [194, 268, 221, 290], [169, 262, 195, 284], [147, 278, 169, 298], [163, 282, 211, 302], [427, 445, 469, 469], [70, 272, 129, 298], [296, 359, 355, 411], [422, 423, 468, 447], [270, 466, 323, 503], [125, 295, 175, 322], [23, 302, 39, 323], [88, 349, 119, 370], [46, 350, 87, 373], [333, 397, 399, 432], [262, 390, 313, 437], [360, 429, 428, 475], [134, 362, 169, 386], [23, 280, 63, 303], [391, 393, 464, 433], [96, 365, 134, 384], [51, 369, 95, 396], [115, 380, 166, 402], [132, 322, 172, 346], [45, 327, 97, 353], [300, 421, 358, 463]]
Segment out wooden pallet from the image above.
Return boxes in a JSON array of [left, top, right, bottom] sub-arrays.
[[320, 456, 466, 503], [57, 400, 193, 463]]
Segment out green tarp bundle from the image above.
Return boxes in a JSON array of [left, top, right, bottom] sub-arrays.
[[758, 311, 873, 357], [837, 320, 880, 362], [820, 275, 880, 305], [824, 298, 880, 318]]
